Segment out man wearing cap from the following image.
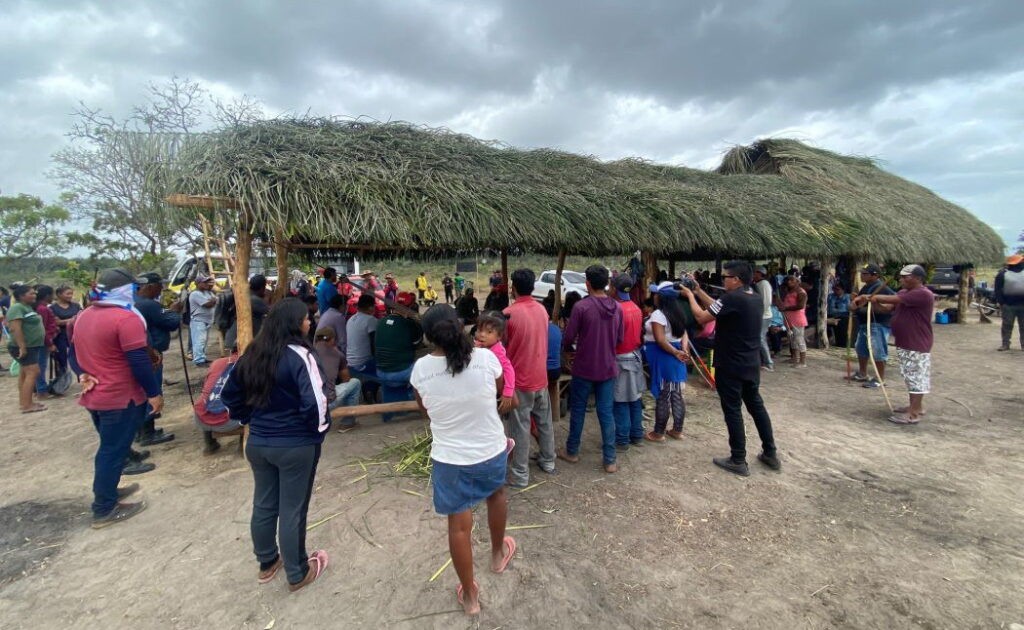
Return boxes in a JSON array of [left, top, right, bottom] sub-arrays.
[[503, 268, 556, 486], [134, 272, 182, 446], [752, 266, 775, 371], [611, 274, 645, 449], [70, 268, 163, 528], [849, 264, 896, 388], [374, 292, 422, 421], [854, 265, 935, 423], [994, 254, 1024, 351], [188, 275, 217, 367]]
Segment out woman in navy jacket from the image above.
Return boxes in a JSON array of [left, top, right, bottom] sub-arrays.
[[222, 298, 331, 592]]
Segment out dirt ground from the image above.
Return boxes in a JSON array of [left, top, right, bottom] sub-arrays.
[[1, 314, 1022, 629]]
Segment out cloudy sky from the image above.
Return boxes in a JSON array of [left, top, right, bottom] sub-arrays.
[[2, 0, 1022, 250]]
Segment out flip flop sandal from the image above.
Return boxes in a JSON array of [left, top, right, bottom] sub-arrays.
[[492, 536, 516, 573], [456, 580, 479, 605], [894, 407, 927, 416], [288, 549, 329, 592], [257, 556, 283, 584], [888, 414, 920, 425], [21, 404, 47, 414]]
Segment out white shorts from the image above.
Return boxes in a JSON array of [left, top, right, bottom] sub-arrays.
[[896, 348, 931, 394]]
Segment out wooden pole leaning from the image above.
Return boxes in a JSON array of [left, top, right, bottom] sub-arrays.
[[273, 229, 290, 303], [865, 302, 894, 412], [817, 259, 831, 349], [552, 248, 567, 324]]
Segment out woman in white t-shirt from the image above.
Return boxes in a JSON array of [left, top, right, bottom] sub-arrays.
[[643, 282, 691, 442], [410, 305, 516, 616]]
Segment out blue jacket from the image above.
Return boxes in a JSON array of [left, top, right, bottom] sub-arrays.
[[222, 344, 331, 447], [135, 297, 181, 353]]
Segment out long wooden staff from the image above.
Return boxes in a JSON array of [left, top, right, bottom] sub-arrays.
[[848, 282, 886, 383], [865, 301, 894, 412]]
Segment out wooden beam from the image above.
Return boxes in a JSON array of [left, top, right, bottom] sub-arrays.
[[668, 258, 676, 279], [330, 400, 421, 418], [165, 193, 240, 209], [957, 264, 969, 324], [817, 259, 831, 349], [273, 230, 290, 303], [552, 248, 567, 324], [500, 249, 509, 286], [233, 216, 254, 352]]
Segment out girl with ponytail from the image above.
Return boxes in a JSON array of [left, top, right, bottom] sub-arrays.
[[410, 305, 516, 615]]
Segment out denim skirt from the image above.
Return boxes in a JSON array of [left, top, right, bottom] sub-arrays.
[[431, 450, 507, 515]]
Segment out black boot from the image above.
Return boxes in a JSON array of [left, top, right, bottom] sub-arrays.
[[138, 417, 175, 446], [203, 430, 221, 455]]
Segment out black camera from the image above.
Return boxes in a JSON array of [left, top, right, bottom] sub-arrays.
[[677, 274, 697, 290]]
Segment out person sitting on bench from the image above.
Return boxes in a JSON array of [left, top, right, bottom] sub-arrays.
[[194, 346, 244, 454]]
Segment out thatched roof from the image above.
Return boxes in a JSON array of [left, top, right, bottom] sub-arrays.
[[169, 119, 1001, 263], [717, 139, 1004, 263]]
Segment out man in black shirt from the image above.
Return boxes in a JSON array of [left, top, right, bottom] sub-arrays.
[[135, 272, 181, 447], [681, 261, 780, 476]]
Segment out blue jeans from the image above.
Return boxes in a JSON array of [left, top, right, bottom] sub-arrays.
[[613, 399, 644, 445], [89, 402, 147, 517], [35, 347, 50, 394], [377, 365, 413, 422], [855, 323, 890, 362], [190, 320, 211, 364], [566, 376, 616, 465], [329, 379, 362, 426]]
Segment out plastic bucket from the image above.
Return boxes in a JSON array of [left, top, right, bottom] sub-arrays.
[[935, 312, 949, 324]]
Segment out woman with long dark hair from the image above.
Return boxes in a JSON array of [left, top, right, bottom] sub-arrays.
[[221, 298, 330, 592], [643, 282, 691, 442], [410, 304, 516, 616], [50, 285, 82, 375]]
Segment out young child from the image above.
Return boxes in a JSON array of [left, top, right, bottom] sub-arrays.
[[410, 305, 516, 615], [474, 311, 517, 414]]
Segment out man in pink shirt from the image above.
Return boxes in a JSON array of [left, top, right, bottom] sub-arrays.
[[71, 268, 163, 529], [503, 269, 555, 487]]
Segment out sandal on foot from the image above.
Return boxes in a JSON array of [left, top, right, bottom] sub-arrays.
[[888, 414, 920, 425], [288, 550, 328, 592], [456, 580, 480, 605], [493, 536, 516, 573], [644, 431, 666, 443], [893, 407, 926, 416], [257, 556, 283, 584], [666, 429, 683, 440], [21, 404, 46, 414]]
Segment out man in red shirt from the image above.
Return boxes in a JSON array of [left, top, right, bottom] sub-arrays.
[[854, 264, 935, 425], [503, 269, 555, 487], [611, 275, 644, 449], [71, 268, 163, 529]]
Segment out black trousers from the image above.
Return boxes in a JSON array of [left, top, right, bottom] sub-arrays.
[[716, 373, 776, 462], [247, 442, 321, 584], [444, 286, 453, 303]]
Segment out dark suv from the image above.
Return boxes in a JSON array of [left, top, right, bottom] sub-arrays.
[[926, 265, 959, 296]]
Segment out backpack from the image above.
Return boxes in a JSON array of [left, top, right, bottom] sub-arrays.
[[205, 360, 237, 415], [215, 293, 236, 332]]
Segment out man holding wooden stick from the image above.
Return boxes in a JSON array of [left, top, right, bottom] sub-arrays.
[[853, 265, 935, 424], [849, 264, 895, 389]]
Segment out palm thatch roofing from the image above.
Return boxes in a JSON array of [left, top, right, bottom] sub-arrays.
[[168, 118, 1002, 263], [717, 139, 1004, 263]]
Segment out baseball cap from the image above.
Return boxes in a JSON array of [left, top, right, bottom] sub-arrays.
[[195, 273, 213, 283], [396, 291, 416, 307], [97, 268, 140, 291], [612, 274, 634, 300], [1007, 254, 1023, 265], [138, 272, 163, 285], [860, 263, 882, 275], [755, 266, 768, 275], [899, 264, 926, 278]]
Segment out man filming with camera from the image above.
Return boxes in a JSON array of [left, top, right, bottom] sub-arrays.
[[678, 261, 781, 477]]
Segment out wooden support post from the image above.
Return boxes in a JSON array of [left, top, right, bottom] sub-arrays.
[[273, 229, 290, 303], [233, 214, 254, 353], [715, 256, 723, 279], [642, 250, 659, 289], [817, 259, 831, 349], [552, 248, 567, 324], [668, 258, 676, 279], [500, 249, 509, 286], [957, 264, 970, 324]]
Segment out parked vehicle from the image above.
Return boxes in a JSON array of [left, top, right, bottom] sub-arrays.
[[532, 269, 588, 301], [926, 264, 960, 296]]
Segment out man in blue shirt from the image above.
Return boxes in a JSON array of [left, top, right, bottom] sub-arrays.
[[827, 283, 852, 347], [316, 267, 338, 315]]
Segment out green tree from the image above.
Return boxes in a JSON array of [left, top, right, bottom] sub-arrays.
[[0, 193, 74, 262]]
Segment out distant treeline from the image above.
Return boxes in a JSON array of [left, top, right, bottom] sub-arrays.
[[0, 256, 121, 289]]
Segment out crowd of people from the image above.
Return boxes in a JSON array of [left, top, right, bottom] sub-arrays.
[[15, 252, 1024, 615]]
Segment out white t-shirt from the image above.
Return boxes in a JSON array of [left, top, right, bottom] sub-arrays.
[[410, 348, 506, 466], [643, 309, 682, 343], [755, 279, 773, 318]]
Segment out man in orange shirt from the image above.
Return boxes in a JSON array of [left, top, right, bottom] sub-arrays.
[[503, 269, 555, 487], [611, 274, 645, 449]]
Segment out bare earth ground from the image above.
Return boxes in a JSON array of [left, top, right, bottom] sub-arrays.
[[1, 316, 1022, 630]]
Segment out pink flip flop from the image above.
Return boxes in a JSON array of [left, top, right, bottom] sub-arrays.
[[492, 536, 516, 573], [456, 580, 479, 605], [288, 549, 329, 592]]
